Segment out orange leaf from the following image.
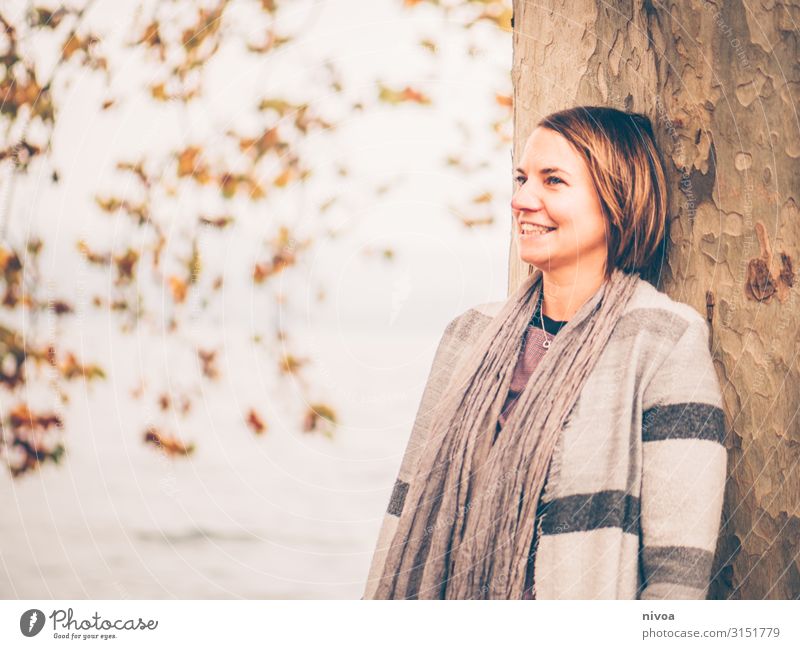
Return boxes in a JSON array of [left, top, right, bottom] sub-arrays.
[[495, 93, 512, 108], [168, 276, 187, 303], [177, 147, 201, 177], [273, 167, 295, 187]]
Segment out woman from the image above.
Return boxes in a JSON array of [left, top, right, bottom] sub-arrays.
[[363, 106, 728, 600]]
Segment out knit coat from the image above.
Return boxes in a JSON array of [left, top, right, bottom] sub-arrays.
[[363, 275, 728, 599]]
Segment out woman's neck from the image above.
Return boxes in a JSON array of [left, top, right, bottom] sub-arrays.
[[540, 265, 607, 322]]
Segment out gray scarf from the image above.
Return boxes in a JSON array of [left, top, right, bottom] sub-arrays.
[[373, 266, 640, 599]]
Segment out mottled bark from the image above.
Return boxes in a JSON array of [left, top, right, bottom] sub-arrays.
[[510, 0, 799, 599]]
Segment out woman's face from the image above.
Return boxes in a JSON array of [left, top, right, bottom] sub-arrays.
[[511, 127, 609, 277]]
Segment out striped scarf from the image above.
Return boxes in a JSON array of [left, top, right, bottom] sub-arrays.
[[373, 266, 641, 599]]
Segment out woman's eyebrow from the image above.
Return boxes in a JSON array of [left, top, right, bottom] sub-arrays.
[[514, 165, 571, 177]]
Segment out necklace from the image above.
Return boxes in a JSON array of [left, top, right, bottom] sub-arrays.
[[536, 289, 551, 349]]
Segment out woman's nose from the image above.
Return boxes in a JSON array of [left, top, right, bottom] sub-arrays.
[[511, 185, 543, 213]]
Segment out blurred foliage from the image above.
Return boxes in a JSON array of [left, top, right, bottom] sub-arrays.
[[0, 0, 511, 477]]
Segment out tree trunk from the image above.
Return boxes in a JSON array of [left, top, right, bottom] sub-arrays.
[[510, 0, 800, 599]]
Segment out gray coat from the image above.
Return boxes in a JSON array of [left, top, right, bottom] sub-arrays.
[[363, 276, 728, 599]]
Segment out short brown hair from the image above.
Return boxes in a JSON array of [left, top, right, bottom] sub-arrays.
[[537, 106, 669, 283]]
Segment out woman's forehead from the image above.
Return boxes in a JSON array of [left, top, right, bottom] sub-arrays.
[[519, 127, 581, 170]]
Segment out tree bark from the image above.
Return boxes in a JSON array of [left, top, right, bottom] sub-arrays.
[[510, 0, 800, 599]]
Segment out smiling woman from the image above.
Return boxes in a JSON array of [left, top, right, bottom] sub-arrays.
[[363, 106, 727, 600], [511, 109, 668, 322]]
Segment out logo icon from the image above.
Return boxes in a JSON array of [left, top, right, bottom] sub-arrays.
[[20, 609, 46, 637]]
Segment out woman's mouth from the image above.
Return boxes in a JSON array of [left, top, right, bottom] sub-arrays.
[[519, 223, 557, 238]]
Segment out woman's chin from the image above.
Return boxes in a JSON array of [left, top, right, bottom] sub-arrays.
[[517, 247, 555, 269]]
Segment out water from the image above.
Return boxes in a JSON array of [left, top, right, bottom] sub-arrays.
[[0, 0, 511, 599]]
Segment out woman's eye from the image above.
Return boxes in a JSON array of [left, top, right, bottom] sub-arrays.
[[545, 176, 563, 185], [514, 175, 526, 185]]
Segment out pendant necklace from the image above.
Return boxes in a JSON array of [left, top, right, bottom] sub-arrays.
[[536, 289, 551, 349]]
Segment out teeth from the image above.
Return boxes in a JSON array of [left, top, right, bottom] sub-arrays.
[[520, 223, 555, 235]]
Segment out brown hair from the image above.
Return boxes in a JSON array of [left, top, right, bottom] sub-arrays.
[[537, 106, 669, 284]]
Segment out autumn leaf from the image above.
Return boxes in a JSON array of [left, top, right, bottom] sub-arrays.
[[420, 38, 437, 53], [168, 275, 188, 303], [95, 196, 122, 213], [219, 172, 237, 198], [116, 160, 149, 187], [252, 226, 307, 283], [294, 105, 332, 134], [0, 328, 25, 388], [50, 300, 73, 315], [5, 403, 65, 477], [136, 21, 164, 59], [181, 3, 225, 53], [237, 126, 281, 159], [143, 426, 195, 456], [247, 176, 266, 199], [302, 403, 337, 438], [246, 409, 267, 434], [198, 348, 219, 379], [199, 215, 235, 228], [29, 7, 69, 29], [187, 240, 201, 285], [177, 147, 199, 176], [216, 171, 265, 199], [459, 215, 495, 228], [0, 140, 41, 169], [150, 83, 169, 101], [177, 146, 211, 183], [152, 234, 166, 269], [114, 249, 139, 285], [273, 166, 296, 187], [377, 82, 431, 105], [495, 93, 512, 108], [486, 5, 513, 32], [58, 352, 106, 381], [257, 98, 296, 115], [27, 238, 43, 256], [246, 29, 291, 54], [0, 245, 23, 306], [77, 240, 111, 265], [319, 196, 337, 212], [95, 196, 150, 224], [279, 353, 308, 375], [157, 393, 192, 415], [179, 396, 192, 415], [8, 404, 62, 430], [0, 74, 51, 121], [62, 34, 99, 61]]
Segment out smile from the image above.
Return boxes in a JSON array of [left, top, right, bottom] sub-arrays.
[[519, 223, 557, 237]]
